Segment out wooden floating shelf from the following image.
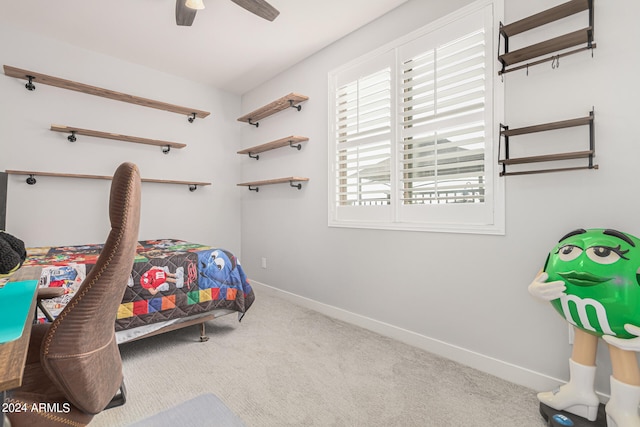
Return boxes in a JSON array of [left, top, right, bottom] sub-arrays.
[[237, 136, 309, 159], [237, 93, 308, 127], [5, 170, 211, 191], [499, 27, 593, 67], [499, 150, 594, 165], [237, 177, 309, 191], [139, 177, 210, 187], [50, 124, 186, 152], [3, 65, 210, 121], [499, 0, 590, 37], [498, 0, 595, 75], [501, 115, 593, 137], [6, 170, 113, 181], [501, 165, 598, 177]]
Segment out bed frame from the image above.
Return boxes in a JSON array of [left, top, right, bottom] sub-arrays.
[[0, 172, 7, 230]]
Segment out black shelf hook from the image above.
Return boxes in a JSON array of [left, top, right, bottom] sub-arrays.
[[247, 119, 259, 128], [289, 140, 302, 150], [67, 131, 77, 142], [289, 100, 302, 112], [25, 75, 36, 91], [248, 186, 259, 192], [162, 145, 171, 154], [26, 174, 37, 185], [290, 181, 302, 190], [188, 112, 196, 123], [248, 152, 259, 160], [188, 184, 198, 192]]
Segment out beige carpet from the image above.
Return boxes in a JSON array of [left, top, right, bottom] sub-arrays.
[[92, 291, 547, 427]]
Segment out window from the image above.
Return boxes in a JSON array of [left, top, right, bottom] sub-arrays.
[[335, 60, 392, 208], [329, 0, 504, 234]]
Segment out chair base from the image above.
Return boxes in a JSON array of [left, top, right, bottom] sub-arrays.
[[104, 382, 127, 410]]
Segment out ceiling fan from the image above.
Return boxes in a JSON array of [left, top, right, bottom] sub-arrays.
[[175, 0, 280, 26]]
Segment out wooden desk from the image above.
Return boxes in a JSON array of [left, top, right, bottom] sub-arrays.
[[0, 266, 42, 391]]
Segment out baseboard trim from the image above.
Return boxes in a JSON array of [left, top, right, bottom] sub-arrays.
[[251, 280, 564, 392]]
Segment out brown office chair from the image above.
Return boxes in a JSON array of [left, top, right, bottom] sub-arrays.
[[5, 162, 141, 426]]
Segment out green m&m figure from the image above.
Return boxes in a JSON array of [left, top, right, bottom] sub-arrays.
[[544, 228, 640, 339], [530, 228, 640, 427]]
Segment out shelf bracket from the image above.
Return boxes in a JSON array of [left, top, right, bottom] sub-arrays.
[[26, 174, 36, 185], [289, 140, 302, 150], [162, 145, 171, 154], [289, 100, 302, 112], [248, 152, 259, 160], [67, 131, 77, 142], [188, 112, 196, 123], [499, 123, 508, 177], [25, 75, 36, 91], [588, 108, 595, 169], [248, 186, 259, 192], [498, 22, 507, 76], [247, 118, 259, 128], [188, 184, 198, 192], [290, 181, 302, 190]]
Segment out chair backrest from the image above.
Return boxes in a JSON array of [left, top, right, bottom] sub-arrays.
[[40, 162, 141, 414]]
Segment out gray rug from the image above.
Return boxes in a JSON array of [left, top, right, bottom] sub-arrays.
[[127, 393, 246, 427]]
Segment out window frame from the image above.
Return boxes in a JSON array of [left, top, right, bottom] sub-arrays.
[[328, 0, 504, 234]]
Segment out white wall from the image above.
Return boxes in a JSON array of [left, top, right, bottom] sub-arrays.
[[239, 0, 640, 397], [0, 23, 243, 253]]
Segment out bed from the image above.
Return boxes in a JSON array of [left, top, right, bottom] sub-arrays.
[[20, 239, 254, 343]]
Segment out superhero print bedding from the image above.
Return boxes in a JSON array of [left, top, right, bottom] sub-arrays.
[[23, 239, 254, 342]]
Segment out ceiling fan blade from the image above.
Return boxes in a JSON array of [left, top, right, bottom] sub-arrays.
[[229, 0, 280, 22], [176, 0, 197, 26]]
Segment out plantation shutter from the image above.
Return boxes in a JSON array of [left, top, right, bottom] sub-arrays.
[[399, 28, 486, 205], [335, 67, 392, 206], [329, 2, 501, 232]]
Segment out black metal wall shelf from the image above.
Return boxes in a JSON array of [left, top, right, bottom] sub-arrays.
[[498, 0, 595, 76], [3, 65, 210, 122], [237, 177, 309, 192], [50, 124, 186, 154], [5, 170, 210, 192], [237, 93, 308, 127], [499, 109, 596, 176], [237, 94, 310, 193], [237, 136, 308, 160]]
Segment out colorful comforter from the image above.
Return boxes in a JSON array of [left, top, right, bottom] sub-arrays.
[[23, 239, 254, 331]]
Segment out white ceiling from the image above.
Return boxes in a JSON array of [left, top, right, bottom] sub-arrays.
[[0, 0, 407, 95]]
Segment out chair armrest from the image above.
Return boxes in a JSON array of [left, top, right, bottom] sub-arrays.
[[37, 287, 65, 300]]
